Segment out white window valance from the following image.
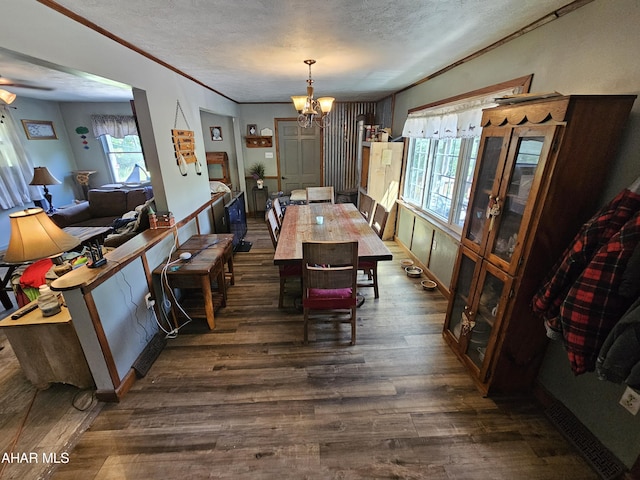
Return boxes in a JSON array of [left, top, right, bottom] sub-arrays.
[[402, 86, 522, 139], [91, 114, 138, 138]]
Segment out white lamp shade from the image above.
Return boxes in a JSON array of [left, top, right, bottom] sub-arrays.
[[4, 208, 80, 263], [317, 97, 335, 114], [291, 95, 307, 112]]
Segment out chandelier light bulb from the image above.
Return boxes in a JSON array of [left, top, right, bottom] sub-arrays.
[[291, 59, 333, 129]]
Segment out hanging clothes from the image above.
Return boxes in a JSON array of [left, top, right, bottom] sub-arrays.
[[532, 181, 640, 338], [596, 290, 640, 389], [560, 211, 640, 374]]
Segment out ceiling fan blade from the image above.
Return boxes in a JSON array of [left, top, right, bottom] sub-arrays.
[[0, 82, 54, 91]]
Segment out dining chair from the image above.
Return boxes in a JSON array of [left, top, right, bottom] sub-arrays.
[[358, 193, 376, 225], [266, 208, 301, 308], [306, 186, 335, 204], [371, 203, 389, 239], [302, 240, 359, 345], [272, 197, 284, 227], [358, 203, 389, 299]]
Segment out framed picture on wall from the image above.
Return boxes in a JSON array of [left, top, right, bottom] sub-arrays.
[[21, 120, 57, 140], [210, 126, 223, 141], [247, 124, 257, 136]]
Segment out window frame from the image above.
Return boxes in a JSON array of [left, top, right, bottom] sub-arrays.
[[400, 75, 533, 237], [98, 134, 146, 184], [403, 136, 479, 234]]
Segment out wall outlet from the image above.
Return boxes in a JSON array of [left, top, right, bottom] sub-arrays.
[[619, 386, 640, 415], [144, 292, 155, 310]]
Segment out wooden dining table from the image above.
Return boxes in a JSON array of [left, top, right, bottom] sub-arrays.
[[273, 203, 393, 265]]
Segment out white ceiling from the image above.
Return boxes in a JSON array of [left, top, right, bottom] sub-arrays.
[[1, 0, 582, 103]]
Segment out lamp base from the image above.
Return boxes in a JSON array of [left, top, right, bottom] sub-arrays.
[[43, 186, 55, 213]]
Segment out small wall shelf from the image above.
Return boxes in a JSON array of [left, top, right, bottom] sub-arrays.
[[245, 136, 272, 148]]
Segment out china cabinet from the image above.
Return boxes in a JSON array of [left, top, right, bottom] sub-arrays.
[[443, 95, 636, 395]]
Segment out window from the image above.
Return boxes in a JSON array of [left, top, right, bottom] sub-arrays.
[[98, 134, 147, 183], [400, 76, 533, 234], [403, 136, 479, 231], [91, 114, 147, 184]]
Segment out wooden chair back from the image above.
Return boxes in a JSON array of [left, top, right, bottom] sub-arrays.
[[371, 203, 389, 239], [302, 240, 359, 344], [266, 207, 280, 249], [358, 193, 376, 225], [306, 186, 335, 204], [273, 197, 284, 226], [302, 241, 358, 292]]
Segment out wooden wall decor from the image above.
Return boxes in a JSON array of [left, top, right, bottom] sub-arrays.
[[172, 129, 197, 164], [172, 100, 200, 175]]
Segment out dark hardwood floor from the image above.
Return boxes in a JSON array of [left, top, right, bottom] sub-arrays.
[[5, 217, 598, 479]]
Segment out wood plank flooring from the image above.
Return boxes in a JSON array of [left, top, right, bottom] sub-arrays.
[[7, 217, 599, 479]]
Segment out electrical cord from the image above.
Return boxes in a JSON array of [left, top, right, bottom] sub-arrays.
[[158, 236, 194, 337], [0, 389, 38, 479]]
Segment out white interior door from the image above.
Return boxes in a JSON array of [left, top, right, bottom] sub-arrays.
[[277, 120, 321, 194]]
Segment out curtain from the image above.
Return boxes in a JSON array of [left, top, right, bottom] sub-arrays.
[[0, 106, 41, 210], [401, 86, 522, 139], [91, 114, 138, 138]]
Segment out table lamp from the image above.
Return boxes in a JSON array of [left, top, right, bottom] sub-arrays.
[[3, 208, 80, 266], [29, 166, 61, 213]]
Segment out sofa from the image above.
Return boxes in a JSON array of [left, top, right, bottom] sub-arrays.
[[50, 187, 154, 248], [50, 187, 153, 229]]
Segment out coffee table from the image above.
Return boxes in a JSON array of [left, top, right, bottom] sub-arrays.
[[63, 225, 113, 245]]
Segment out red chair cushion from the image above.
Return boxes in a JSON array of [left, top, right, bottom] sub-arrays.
[[303, 288, 356, 309]]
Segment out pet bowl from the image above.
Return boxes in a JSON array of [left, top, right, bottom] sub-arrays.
[[421, 279, 437, 291], [405, 266, 423, 278], [400, 259, 414, 268]]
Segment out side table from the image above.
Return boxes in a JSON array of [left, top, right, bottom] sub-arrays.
[[0, 303, 94, 389], [152, 234, 234, 330], [252, 186, 269, 219]]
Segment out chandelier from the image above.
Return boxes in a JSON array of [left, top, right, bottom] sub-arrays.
[[291, 59, 335, 129]]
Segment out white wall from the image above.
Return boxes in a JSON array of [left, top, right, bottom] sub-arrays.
[[199, 111, 238, 188], [393, 0, 640, 468]]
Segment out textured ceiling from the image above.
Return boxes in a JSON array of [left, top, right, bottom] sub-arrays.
[[2, 1, 581, 103]]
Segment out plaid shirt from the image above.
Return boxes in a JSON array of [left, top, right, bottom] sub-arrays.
[[561, 212, 640, 374], [531, 188, 640, 374]]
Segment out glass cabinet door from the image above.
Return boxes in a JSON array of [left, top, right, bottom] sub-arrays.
[[486, 125, 555, 274], [445, 247, 480, 344], [463, 128, 509, 252], [464, 261, 512, 375]]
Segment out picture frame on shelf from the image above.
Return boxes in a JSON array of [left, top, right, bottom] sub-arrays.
[[21, 120, 57, 140], [247, 124, 257, 136], [210, 126, 223, 141]]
